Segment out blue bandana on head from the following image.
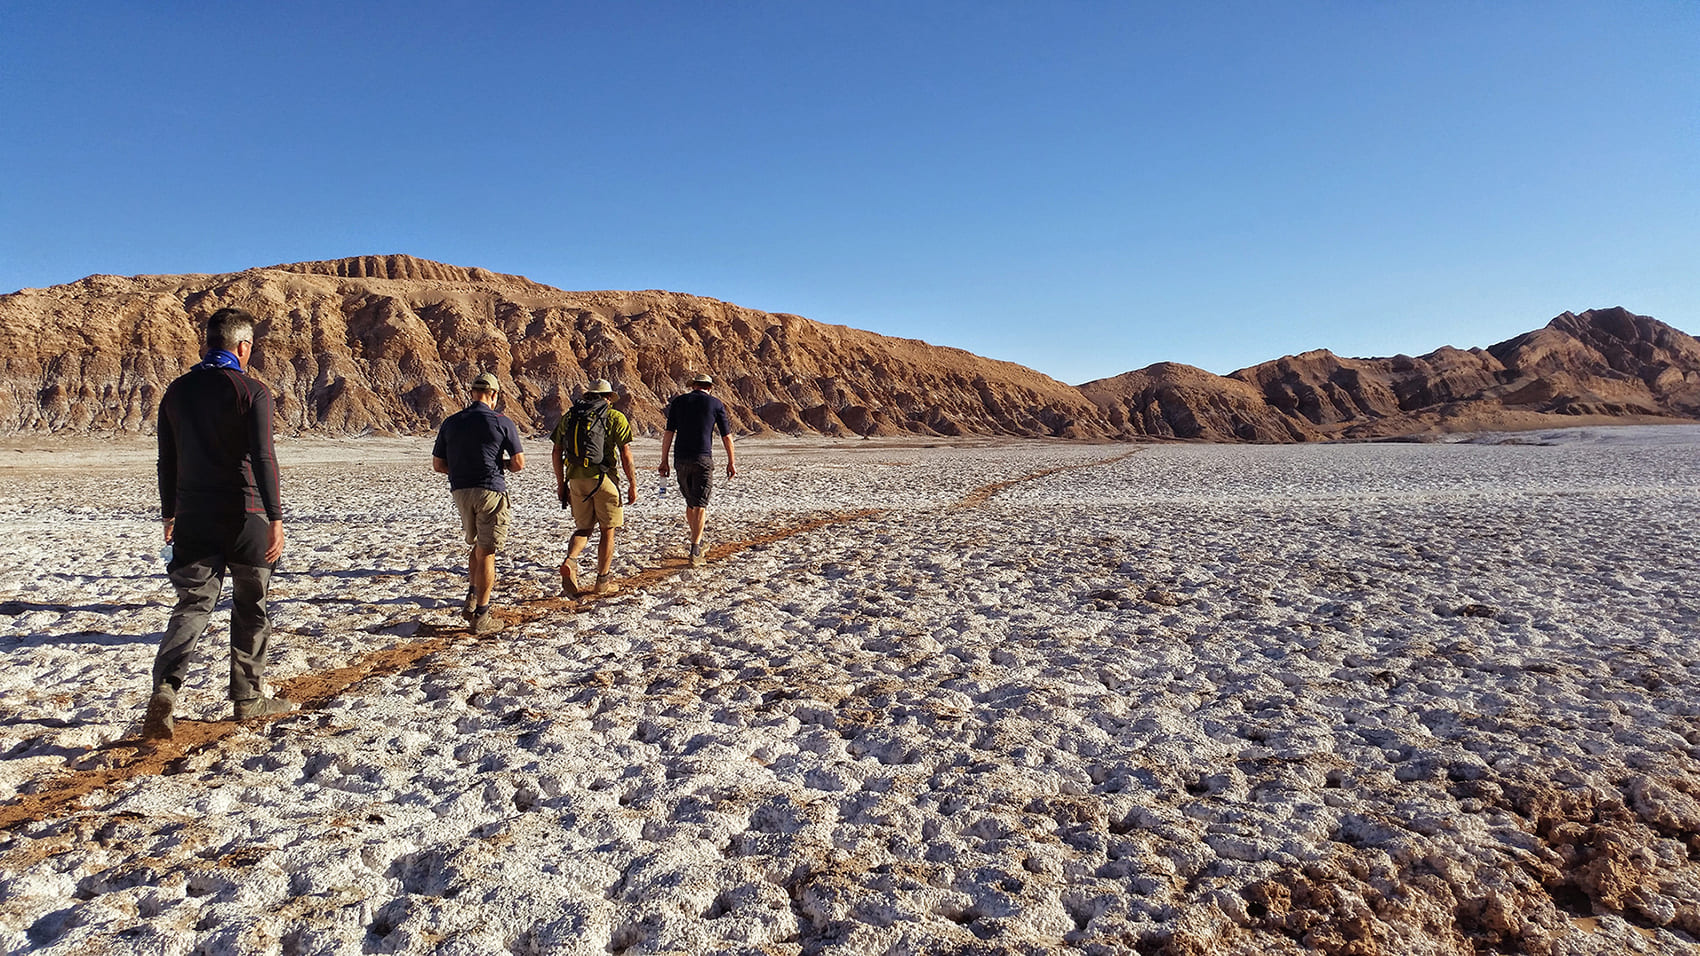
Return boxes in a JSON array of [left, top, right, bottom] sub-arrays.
[[195, 349, 244, 371]]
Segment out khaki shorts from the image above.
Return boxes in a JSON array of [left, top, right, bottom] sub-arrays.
[[453, 488, 511, 552], [568, 475, 623, 532]]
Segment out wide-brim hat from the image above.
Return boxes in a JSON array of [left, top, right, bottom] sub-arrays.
[[584, 378, 617, 397], [690, 373, 714, 387], [469, 372, 500, 392]]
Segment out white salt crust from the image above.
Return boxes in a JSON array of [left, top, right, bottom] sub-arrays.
[[0, 427, 1697, 955]]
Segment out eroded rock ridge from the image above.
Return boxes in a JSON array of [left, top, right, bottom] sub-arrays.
[[1, 255, 1695, 440], [0, 255, 1105, 438], [1082, 307, 1700, 440]]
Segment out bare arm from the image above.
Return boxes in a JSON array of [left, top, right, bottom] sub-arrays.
[[504, 420, 525, 473], [432, 456, 449, 475], [658, 431, 674, 476], [620, 444, 638, 505], [722, 432, 736, 477]]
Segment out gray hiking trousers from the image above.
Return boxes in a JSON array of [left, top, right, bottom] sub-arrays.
[[153, 557, 274, 701]]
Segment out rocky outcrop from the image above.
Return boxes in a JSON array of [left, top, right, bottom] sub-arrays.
[[1487, 309, 1700, 419], [1228, 346, 1509, 430], [0, 255, 1110, 439], [1078, 363, 1317, 442], [1079, 308, 1700, 441], [3, 255, 1695, 443]]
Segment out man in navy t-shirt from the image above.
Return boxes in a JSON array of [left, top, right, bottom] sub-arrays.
[[658, 373, 736, 565], [432, 372, 525, 632]]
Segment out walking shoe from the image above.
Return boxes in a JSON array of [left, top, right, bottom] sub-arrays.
[[473, 608, 504, 634], [233, 696, 296, 721], [141, 688, 176, 740], [559, 561, 580, 598], [594, 575, 614, 595], [462, 587, 478, 621], [690, 549, 706, 567]]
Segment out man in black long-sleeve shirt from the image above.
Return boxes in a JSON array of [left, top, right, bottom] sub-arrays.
[[144, 308, 293, 740]]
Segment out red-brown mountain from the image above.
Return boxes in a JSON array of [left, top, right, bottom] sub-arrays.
[[0, 255, 1109, 438], [1080, 308, 1700, 440], [2, 255, 1695, 441]]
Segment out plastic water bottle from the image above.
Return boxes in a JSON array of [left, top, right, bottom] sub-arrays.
[[656, 476, 668, 500], [159, 543, 173, 565]]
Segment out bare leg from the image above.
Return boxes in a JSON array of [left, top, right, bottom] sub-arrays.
[[470, 546, 496, 607], [560, 530, 591, 595], [596, 528, 617, 578], [686, 506, 707, 550], [565, 531, 590, 563]]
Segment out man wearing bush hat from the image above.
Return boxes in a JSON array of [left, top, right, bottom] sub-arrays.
[[553, 378, 637, 596], [659, 371, 736, 566], [432, 371, 525, 633]]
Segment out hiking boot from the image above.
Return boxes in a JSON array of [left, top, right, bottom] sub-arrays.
[[141, 688, 175, 740], [559, 562, 580, 598], [473, 608, 505, 634], [233, 696, 296, 721], [462, 587, 478, 621], [594, 575, 614, 595]]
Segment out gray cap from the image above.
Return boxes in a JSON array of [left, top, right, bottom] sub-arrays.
[[469, 372, 500, 393]]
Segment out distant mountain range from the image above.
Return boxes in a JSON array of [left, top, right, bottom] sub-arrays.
[[2, 254, 1696, 441]]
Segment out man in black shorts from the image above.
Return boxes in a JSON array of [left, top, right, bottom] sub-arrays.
[[658, 373, 736, 566], [433, 372, 525, 633], [145, 307, 292, 740]]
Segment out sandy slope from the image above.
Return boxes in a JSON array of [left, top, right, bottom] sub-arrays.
[[1, 428, 1698, 955]]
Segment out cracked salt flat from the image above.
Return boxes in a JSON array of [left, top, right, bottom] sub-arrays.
[[0, 427, 1697, 954]]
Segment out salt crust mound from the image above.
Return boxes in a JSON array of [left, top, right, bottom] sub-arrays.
[[1, 427, 1698, 954]]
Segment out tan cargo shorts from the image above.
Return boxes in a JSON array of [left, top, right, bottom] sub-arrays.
[[453, 488, 511, 552], [568, 475, 623, 532]]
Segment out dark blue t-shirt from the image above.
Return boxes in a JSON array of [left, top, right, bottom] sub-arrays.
[[665, 390, 731, 459], [433, 403, 523, 492]]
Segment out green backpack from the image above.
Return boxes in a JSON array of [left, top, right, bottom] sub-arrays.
[[555, 396, 611, 475]]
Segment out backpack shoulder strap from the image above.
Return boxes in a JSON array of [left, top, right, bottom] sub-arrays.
[[596, 403, 616, 479]]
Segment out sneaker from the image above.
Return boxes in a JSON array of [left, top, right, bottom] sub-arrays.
[[141, 689, 175, 740], [594, 575, 614, 595], [462, 587, 478, 621], [233, 696, 296, 721], [559, 562, 580, 598], [473, 608, 504, 634], [690, 550, 706, 567]]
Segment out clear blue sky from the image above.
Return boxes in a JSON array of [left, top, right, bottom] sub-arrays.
[[3, 1, 1694, 384]]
